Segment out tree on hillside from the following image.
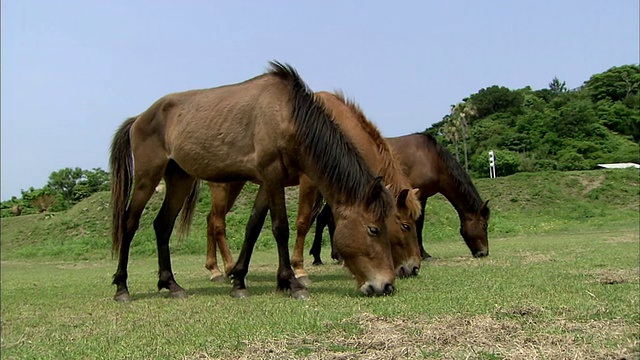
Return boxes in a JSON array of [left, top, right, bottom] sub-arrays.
[[20, 187, 60, 213], [441, 114, 461, 161], [47, 167, 84, 203], [72, 168, 110, 202], [549, 77, 567, 94], [585, 64, 640, 104], [469, 85, 524, 119], [47, 167, 110, 204], [450, 102, 478, 171]]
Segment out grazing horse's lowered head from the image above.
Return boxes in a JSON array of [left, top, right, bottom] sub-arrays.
[[316, 91, 423, 279], [329, 177, 396, 296], [460, 199, 490, 258]]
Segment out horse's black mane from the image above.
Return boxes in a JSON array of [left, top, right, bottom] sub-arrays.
[[416, 132, 486, 214], [268, 61, 393, 220]]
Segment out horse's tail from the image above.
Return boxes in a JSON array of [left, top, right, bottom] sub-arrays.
[[109, 116, 137, 257], [176, 180, 201, 242]]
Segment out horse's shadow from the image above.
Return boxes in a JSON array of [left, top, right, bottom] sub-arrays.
[[124, 271, 360, 301]]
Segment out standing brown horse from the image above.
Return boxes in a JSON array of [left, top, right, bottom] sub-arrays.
[[109, 62, 398, 302], [201, 91, 423, 285], [310, 133, 490, 264]]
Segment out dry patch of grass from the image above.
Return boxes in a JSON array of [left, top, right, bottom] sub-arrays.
[[576, 174, 605, 195], [604, 235, 638, 244], [588, 269, 639, 285], [193, 313, 638, 360], [428, 256, 502, 267], [512, 250, 556, 264]]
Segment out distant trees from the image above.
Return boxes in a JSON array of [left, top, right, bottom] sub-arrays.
[[426, 64, 640, 178], [549, 77, 567, 94], [1, 167, 110, 217], [442, 102, 478, 171]]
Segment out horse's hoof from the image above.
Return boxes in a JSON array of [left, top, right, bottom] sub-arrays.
[[171, 289, 188, 299], [210, 275, 226, 283], [312, 260, 324, 266], [292, 289, 310, 300], [114, 292, 132, 303], [230, 289, 250, 298], [297, 276, 312, 286]]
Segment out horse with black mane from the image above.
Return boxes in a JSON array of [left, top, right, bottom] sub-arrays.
[[109, 62, 398, 302], [201, 91, 423, 285]]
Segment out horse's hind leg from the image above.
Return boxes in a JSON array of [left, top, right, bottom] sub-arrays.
[[154, 161, 196, 298], [220, 182, 244, 275], [229, 185, 270, 298], [113, 165, 165, 303], [205, 181, 245, 281], [206, 182, 230, 281], [292, 177, 320, 286]]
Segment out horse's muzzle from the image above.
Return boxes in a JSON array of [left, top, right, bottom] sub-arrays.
[[397, 264, 420, 278], [360, 282, 395, 296], [473, 250, 489, 258]]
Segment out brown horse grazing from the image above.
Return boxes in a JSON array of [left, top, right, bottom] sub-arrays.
[[109, 62, 397, 302], [201, 91, 423, 285], [310, 133, 490, 264]]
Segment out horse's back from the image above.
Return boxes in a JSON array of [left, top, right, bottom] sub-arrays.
[[386, 134, 440, 196], [130, 74, 296, 183]]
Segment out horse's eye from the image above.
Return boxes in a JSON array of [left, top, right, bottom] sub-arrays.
[[367, 226, 380, 237], [401, 223, 411, 231]]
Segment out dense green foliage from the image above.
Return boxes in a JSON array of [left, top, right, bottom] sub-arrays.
[[1, 167, 109, 217], [426, 65, 640, 178]]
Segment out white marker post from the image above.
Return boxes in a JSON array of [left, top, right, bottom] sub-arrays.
[[489, 150, 496, 178]]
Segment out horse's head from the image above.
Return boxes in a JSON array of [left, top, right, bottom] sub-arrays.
[[460, 199, 490, 258], [387, 188, 422, 278], [331, 179, 396, 296]]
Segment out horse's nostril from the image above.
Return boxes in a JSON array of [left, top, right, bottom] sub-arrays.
[[383, 283, 395, 295], [412, 266, 420, 276], [366, 284, 375, 297], [397, 266, 407, 278]]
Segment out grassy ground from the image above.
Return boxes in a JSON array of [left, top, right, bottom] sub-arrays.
[[1, 169, 639, 359]]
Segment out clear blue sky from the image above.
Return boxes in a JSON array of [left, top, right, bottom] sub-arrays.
[[1, 1, 638, 200]]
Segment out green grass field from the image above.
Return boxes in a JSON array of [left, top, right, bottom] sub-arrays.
[[1, 169, 639, 359]]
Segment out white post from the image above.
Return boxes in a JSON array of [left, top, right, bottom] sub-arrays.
[[489, 150, 496, 178]]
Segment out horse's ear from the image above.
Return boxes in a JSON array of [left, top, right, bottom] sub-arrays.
[[366, 176, 385, 206], [411, 188, 421, 200], [480, 199, 490, 218], [396, 189, 410, 209]]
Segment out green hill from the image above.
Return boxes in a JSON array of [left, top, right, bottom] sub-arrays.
[[425, 64, 640, 177], [1, 168, 638, 261]]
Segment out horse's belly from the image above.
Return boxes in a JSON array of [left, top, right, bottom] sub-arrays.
[[172, 148, 259, 183]]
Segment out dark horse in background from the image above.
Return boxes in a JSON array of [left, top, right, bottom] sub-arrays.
[[310, 133, 490, 265], [109, 62, 399, 302]]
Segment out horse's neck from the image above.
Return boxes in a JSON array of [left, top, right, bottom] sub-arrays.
[[437, 171, 478, 220]]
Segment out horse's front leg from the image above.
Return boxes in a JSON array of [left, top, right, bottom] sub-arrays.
[[228, 186, 269, 298], [154, 169, 197, 299], [269, 183, 310, 300]]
